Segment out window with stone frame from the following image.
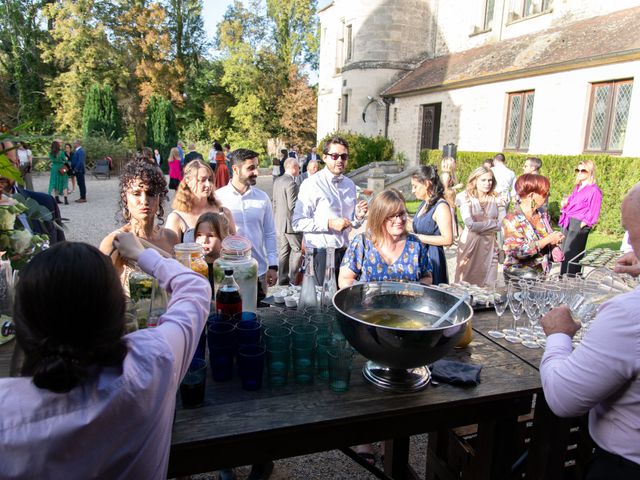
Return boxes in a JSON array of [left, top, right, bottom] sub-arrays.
[[508, 0, 552, 22], [483, 0, 495, 31], [346, 24, 353, 61], [341, 94, 349, 123], [585, 79, 633, 154], [504, 90, 535, 151]]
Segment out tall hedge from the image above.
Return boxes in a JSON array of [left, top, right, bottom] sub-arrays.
[[319, 132, 394, 172], [82, 84, 121, 138], [146, 95, 177, 170], [421, 149, 640, 236]]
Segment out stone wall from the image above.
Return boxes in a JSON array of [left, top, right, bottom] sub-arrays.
[[387, 60, 640, 164]]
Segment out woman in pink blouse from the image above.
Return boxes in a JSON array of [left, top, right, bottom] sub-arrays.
[[559, 160, 603, 275]]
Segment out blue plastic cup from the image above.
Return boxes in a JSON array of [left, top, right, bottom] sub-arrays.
[[237, 344, 266, 391], [236, 320, 261, 347], [180, 358, 207, 408]]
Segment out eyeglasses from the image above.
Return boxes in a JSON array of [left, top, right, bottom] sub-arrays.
[[386, 212, 408, 222], [575, 168, 589, 173], [326, 153, 349, 161]]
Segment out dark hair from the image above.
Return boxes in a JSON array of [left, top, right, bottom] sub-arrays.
[[525, 157, 542, 171], [195, 211, 229, 241], [118, 160, 168, 224], [412, 165, 445, 212], [228, 148, 259, 168], [515, 173, 550, 198], [50, 141, 60, 156], [213, 141, 222, 151], [224, 143, 230, 150], [493, 153, 505, 163], [482, 158, 494, 169], [64, 143, 73, 151], [14, 242, 127, 393], [322, 136, 349, 155]]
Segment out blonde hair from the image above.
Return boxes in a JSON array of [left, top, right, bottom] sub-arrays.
[[172, 160, 220, 212], [168, 147, 181, 162], [465, 166, 496, 198], [366, 188, 407, 246], [576, 160, 597, 185]]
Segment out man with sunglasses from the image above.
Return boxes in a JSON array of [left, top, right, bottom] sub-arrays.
[[292, 136, 368, 284]]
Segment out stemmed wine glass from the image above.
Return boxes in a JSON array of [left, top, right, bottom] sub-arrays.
[[488, 286, 508, 339], [522, 286, 543, 349], [504, 280, 524, 343]]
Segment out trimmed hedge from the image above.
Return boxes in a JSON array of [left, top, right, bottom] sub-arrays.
[[420, 149, 640, 236], [319, 132, 394, 172]]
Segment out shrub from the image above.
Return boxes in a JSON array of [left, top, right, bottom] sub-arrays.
[[420, 149, 639, 235], [82, 84, 122, 139], [319, 132, 394, 172], [146, 95, 178, 163]]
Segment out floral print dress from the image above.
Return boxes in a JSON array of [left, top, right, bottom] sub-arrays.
[[341, 233, 432, 283], [502, 207, 554, 277]]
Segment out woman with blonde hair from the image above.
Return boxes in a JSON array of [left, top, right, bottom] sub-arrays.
[[167, 147, 183, 191], [559, 160, 602, 275], [440, 156, 462, 237], [338, 188, 432, 288], [455, 166, 507, 286], [166, 159, 236, 243]]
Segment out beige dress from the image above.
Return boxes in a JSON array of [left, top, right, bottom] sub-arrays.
[[454, 191, 506, 287]]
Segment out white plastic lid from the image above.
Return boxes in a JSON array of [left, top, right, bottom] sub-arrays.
[[221, 235, 252, 256]]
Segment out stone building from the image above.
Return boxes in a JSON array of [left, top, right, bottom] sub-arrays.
[[317, 0, 640, 168]]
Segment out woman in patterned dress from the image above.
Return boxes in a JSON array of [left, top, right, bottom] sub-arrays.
[[338, 188, 432, 288], [502, 174, 565, 279]]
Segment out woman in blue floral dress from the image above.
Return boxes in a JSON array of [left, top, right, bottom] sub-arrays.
[[338, 188, 432, 288]]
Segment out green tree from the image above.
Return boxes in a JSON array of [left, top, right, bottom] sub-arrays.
[[277, 66, 316, 148], [146, 95, 177, 163], [0, 0, 52, 131], [82, 83, 122, 138]]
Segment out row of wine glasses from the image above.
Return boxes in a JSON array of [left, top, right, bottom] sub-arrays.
[[487, 274, 613, 349]]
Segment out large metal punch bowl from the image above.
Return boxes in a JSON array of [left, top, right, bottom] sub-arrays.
[[333, 282, 473, 392]]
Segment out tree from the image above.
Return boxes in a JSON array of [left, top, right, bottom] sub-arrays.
[[277, 66, 316, 148], [40, 0, 123, 134], [0, 0, 52, 131], [146, 95, 177, 163], [82, 83, 122, 138]]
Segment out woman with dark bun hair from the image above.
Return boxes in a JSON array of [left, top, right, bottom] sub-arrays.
[[410, 165, 454, 285], [0, 234, 211, 477]]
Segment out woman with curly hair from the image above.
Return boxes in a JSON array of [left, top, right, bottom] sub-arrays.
[[48, 141, 69, 205], [99, 160, 179, 292], [410, 165, 454, 285], [165, 159, 236, 243]]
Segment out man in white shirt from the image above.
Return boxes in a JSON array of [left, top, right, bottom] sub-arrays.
[[16, 141, 33, 190], [491, 153, 516, 205], [216, 148, 278, 301], [292, 136, 368, 284]]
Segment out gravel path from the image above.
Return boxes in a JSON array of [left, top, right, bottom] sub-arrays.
[[30, 172, 431, 480]]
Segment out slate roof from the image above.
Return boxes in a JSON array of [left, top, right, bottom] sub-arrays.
[[383, 7, 640, 97]]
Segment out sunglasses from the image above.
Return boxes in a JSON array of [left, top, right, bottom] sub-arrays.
[[326, 153, 349, 161], [575, 168, 589, 173]]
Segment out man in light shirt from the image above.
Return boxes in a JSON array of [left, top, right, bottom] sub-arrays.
[[491, 153, 515, 205], [216, 148, 278, 301], [540, 182, 640, 479], [292, 136, 368, 284]]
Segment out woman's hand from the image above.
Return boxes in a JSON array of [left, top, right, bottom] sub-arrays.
[[546, 231, 565, 246], [113, 232, 145, 262]]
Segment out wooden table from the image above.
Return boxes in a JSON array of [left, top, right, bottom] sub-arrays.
[[169, 332, 541, 479], [0, 322, 543, 479], [472, 310, 593, 480]]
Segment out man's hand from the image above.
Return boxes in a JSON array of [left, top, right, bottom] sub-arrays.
[[113, 232, 145, 262], [541, 306, 580, 338], [614, 252, 640, 277], [328, 217, 352, 232], [355, 200, 369, 220], [266, 268, 278, 288]]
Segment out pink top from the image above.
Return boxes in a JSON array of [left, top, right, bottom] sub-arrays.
[[541, 287, 640, 464], [559, 183, 602, 228], [169, 158, 183, 181], [0, 250, 211, 478]]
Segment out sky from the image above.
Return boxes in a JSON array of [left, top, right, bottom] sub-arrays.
[[202, 0, 235, 44]]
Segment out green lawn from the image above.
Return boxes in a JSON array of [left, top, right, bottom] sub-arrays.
[[405, 201, 622, 251]]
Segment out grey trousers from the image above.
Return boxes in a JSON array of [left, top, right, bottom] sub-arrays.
[[277, 233, 303, 285]]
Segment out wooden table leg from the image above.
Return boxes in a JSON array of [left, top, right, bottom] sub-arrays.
[[527, 393, 571, 479], [384, 438, 419, 480]]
